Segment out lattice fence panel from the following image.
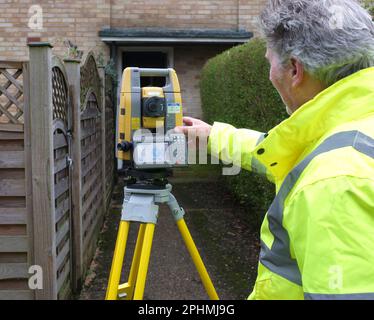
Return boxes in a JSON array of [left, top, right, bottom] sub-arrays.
[[80, 54, 101, 111], [52, 67, 69, 123], [0, 64, 24, 124]]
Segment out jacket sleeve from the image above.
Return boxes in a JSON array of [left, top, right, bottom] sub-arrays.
[[207, 122, 273, 179], [286, 175, 374, 300]]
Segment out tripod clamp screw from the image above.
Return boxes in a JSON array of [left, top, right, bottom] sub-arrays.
[[167, 194, 185, 222]]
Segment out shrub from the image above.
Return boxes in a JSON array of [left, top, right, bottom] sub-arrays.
[[200, 38, 288, 228], [363, 0, 374, 17]]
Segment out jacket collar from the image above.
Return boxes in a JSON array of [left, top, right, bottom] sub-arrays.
[[253, 67, 374, 181]]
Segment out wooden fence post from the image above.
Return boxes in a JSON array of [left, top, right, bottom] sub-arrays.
[[98, 65, 107, 211], [63, 58, 83, 293], [28, 42, 57, 300], [22, 60, 36, 300]]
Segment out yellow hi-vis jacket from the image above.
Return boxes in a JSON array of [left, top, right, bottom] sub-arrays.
[[208, 67, 374, 300]]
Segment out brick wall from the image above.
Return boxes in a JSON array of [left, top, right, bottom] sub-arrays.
[[110, 0, 239, 29], [174, 44, 232, 118], [0, 0, 266, 61], [238, 0, 266, 33], [111, 0, 266, 32], [0, 0, 111, 61]]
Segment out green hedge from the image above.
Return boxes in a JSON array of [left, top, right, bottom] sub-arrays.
[[200, 38, 288, 228], [363, 0, 374, 17]]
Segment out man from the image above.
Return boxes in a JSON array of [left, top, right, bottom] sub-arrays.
[[175, 0, 374, 300]]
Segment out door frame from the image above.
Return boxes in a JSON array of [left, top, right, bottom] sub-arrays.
[[116, 46, 174, 105]]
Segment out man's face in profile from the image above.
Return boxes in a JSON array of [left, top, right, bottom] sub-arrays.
[[265, 47, 294, 115]]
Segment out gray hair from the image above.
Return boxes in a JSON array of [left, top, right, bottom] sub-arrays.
[[260, 0, 374, 86]]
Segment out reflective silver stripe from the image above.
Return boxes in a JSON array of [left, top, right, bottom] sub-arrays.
[[256, 133, 266, 146], [353, 131, 374, 159], [305, 293, 374, 300], [260, 130, 374, 286], [251, 157, 268, 175], [260, 240, 302, 285]]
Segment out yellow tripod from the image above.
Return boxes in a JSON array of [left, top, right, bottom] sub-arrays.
[[105, 184, 219, 300]]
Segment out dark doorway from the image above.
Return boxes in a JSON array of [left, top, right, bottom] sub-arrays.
[[122, 51, 168, 87]]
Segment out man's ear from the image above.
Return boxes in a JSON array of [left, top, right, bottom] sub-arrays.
[[290, 57, 304, 87]]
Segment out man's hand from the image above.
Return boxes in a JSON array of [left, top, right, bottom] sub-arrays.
[[174, 117, 212, 137]]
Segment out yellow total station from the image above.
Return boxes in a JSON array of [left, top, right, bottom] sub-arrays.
[[116, 68, 184, 166]]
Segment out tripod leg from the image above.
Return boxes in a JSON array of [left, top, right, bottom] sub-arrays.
[[176, 218, 219, 300], [133, 223, 155, 300], [119, 223, 146, 299], [105, 221, 130, 300]]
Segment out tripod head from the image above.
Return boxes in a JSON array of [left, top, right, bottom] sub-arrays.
[[121, 167, 172, 189]]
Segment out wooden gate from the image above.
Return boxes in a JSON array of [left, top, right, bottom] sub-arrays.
[[105, 95, 115, 207], [51, 58, 73, 299], [79, 53, 104, 271], [80, 91, 103, 266]]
